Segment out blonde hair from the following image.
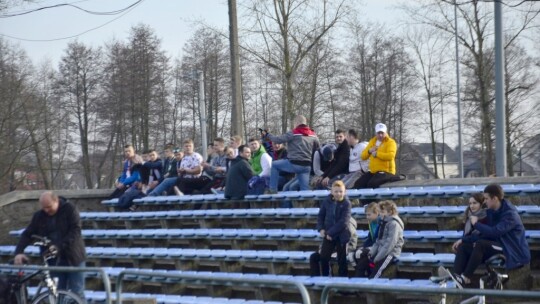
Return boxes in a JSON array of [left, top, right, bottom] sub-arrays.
[[332, 180, 345, 189], [183, 139, 194, 145], [365, 202, 380, 214], [378, 200, 398, 216], [231, 135, 243, 145]]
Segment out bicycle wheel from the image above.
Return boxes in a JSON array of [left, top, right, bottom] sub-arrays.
[[31, 290, 85, 304]]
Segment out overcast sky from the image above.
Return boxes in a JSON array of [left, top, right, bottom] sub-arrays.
[[0, 0, 400, 64]]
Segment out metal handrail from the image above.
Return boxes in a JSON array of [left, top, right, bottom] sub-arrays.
[[320, 282, 540, 304], [116, 269, 311, 304], [0, 264, 112, 304]]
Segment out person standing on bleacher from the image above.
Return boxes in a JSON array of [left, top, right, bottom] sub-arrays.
[[452, 184, 531, 286], [265, 115, 319, 194], [310, 181, 353, 277]]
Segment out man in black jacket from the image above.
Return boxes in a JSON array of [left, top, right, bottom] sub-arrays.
[[14, 191, 86, 301], [225, 145, 254, 200]]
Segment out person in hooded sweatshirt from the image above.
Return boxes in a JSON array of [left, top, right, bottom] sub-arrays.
[[451, 193, 488, 280], [452, 184, 531, 286], [310, 180, 352, 277], [225, 145, 254, 200], [355, 200, 404, 278], [265, 114, 320, 193]]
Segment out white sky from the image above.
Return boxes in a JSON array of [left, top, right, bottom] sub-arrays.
[[0, 0, 400, 65]]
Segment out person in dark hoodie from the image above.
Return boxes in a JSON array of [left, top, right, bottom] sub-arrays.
[[310, 181, 352, 277], [266, 115, 320, 193], [355, 200, 404, 278], [225, 145, 254, 200], [453, 184, 531, 286], [314, 129, 350, 189], [14, 191, 86, 301]]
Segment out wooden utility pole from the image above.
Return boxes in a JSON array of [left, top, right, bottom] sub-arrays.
[[228, 0, 244, 138]]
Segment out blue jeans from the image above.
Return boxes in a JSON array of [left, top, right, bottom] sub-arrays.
[[54, 261, 86, 302], [269, 159, 311, 191], [147, 177, 177, 196], [280, 178, 300, 208]]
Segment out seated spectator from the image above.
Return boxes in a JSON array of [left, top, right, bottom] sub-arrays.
[[140, 149, 163, 194], [272, 141, 293, 191], [147, 148, 183, 196], [341, 129, 369, 189], [310, 144, 336, 188], [174, 139, 204, 195], [310, 181, 352, 277], [451, 193, 488, 284], [451, 184, 531, 286], [230, 135, 243, 157], [109, 144, 143, 199], [206, 143, 217, 163], [314, 129, 349, 189], [160, 144, 175, 182], [247, 138, 272, 195], [349, 202, 381, 277], [199, 138, 228, 194], [116, 162, 145, 211], [353, 123, 398, 203], [225, 145, 254, 200], [355, 200, 404, 278]]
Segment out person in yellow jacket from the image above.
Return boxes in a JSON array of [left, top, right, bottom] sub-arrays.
[[353, 123, 398, 199]]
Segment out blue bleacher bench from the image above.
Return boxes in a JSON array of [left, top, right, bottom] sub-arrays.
[[100, 183, 540, 207], [82, 205, 540, 222], [9, 229, 540, 243]]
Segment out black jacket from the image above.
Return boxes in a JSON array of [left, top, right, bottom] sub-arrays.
[[15, 197, 86, 266], [225, 156, 254, 200], [322, 140, 350, 179], [316, 195, 352, 245]]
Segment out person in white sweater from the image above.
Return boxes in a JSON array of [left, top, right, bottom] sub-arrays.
[[340, 129, 369, 188]]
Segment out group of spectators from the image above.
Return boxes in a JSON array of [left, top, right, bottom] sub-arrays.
[[108, 114, 402, 210], [309, 182, 530, 286]]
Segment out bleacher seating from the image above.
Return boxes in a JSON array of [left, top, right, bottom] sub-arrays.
[[2, 182, 539, 303]]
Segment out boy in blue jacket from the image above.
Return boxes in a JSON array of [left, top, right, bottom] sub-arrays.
[[310, 180, 352, 277], [454, 184, 531, 286], [348, 202, 380, 277]]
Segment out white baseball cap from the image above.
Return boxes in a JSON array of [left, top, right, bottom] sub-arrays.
[[375, 123, 387, 134]]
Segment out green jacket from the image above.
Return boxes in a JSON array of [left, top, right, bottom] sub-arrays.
[[249, 145, 267, 175]]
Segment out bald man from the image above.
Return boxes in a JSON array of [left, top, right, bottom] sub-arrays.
[[14, 191, 86, 301]]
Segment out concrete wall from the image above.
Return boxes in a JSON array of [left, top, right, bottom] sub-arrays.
[[0, 189, 111, 246]]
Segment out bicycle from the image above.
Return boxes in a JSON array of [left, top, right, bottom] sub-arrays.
[[5, 235, 85, 304]]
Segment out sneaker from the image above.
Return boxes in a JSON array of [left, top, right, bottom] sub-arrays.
[[264, 189, 278, 195], [128, 205, 138, 212], [210, 188, 219, 195], [438, 267, 463, 289], [173, 186, 184, 196]]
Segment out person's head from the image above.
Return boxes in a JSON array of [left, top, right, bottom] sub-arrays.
[[467, 193, 486, 213], [230, 135, 243, 149], [248, 138, 261, 153], [335, 129, 346, 144], [124, 145, 135, 159], [365, 202, 380, 223], [378, 200, 398, 217], [40, 191, 60, 216], [207, 143, 215, 155], [374, 123, 388, 141], [164, 143, 174, 158], [483, 184, 504, 210], [273, 142, 284, 151], [183, 139, 194, 155], [347, 129, 359, 145], [173, 148, 183, 160], [213, 138, 225, 154], [294, 115, 307, 126], [331, 180, 346, 201], [225, 147, 236, 159], [148, 149, 159, 162], [142, 150, 150, 161], [238, 145, 251, 160], [322, 145, 336, 162]]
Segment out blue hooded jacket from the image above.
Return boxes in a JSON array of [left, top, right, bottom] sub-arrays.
[[474, 199, 530, 270], [316, 195, 352, 245]]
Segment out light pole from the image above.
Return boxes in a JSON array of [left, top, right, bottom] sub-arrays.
[[197, 70, 208, 161], [519, 147, 523, 176], [454, 0, 464, 178]]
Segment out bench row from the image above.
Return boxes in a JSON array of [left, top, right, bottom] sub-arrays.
[[83, 205, 540, 221], [101, 184, 540, 206], [10, 228, 540, 244], [0, 245, 456, 267]]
